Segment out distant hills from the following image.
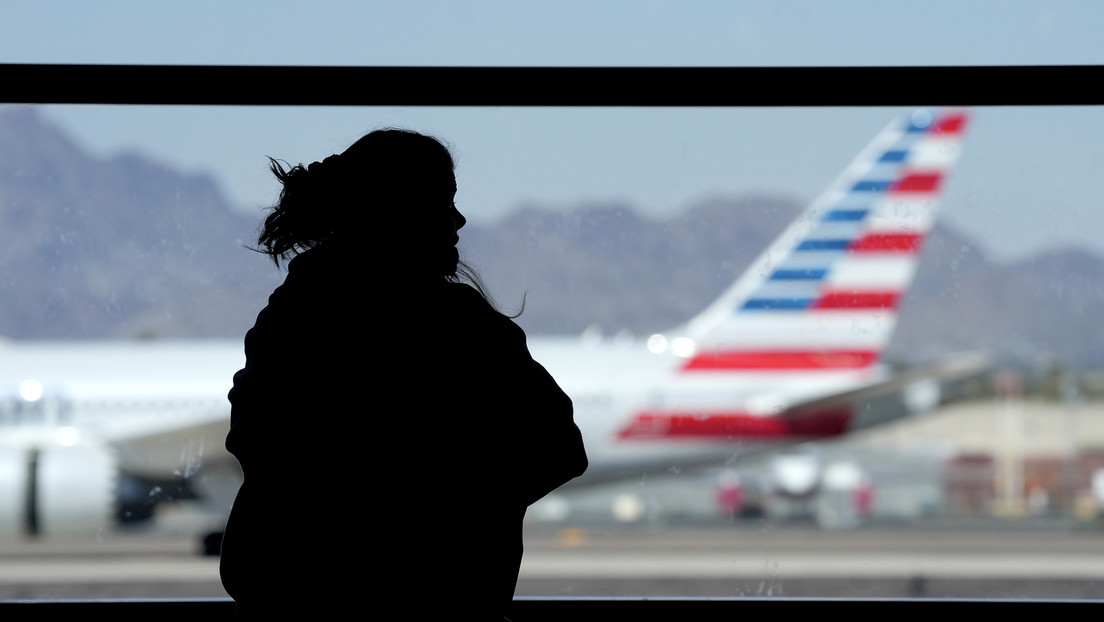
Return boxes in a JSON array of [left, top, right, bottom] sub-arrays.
[[3, 106, 1103, 367], [0, 106, 279, 340]]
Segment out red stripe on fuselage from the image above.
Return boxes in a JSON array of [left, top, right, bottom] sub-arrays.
[[682, 349, 879, 371], [616, 408, 852, 440]]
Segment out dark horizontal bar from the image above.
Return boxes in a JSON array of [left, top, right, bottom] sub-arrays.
[[1, 64, 1101, 106]]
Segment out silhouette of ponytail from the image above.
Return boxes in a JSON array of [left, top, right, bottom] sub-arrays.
[[256, 157, 342, 264]]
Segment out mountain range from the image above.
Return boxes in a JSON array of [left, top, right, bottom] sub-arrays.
[[2, 106, 1102, 368]]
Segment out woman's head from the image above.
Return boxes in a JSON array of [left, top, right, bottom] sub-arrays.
[[258, 128, 465, 276]]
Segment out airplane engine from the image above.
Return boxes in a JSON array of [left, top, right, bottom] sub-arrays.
[[0, 441, 116, 537]]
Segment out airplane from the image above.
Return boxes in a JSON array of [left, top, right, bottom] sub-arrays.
[[0, 108, 981, 539], [530, 107, 981, 521]]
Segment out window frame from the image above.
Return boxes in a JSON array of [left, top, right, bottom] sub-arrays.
[[0, 63, 1101, 615], [1, 64, 1102, 106]]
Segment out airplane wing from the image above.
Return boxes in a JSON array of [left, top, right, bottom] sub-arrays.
[[109, 412, 233, 480], [774, 351, 992, 437], [608, 353, 990, 449]]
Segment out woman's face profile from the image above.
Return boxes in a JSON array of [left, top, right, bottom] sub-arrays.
[[441, 185, 465, 275], [448, 200, 466, 242], [437, 171, 463, 245], [423, 172, 463, 276]]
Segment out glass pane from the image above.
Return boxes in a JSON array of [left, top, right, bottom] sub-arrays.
[[1, 105, 1103, 601]]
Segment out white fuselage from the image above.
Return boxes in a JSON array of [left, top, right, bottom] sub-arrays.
[[0, 335, 879, 481]]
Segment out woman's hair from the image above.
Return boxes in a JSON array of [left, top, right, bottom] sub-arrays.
[[257, 128, 455, 265], [256, 128, 514, 311]]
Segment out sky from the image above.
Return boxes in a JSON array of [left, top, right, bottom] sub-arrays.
[[2, 1, 1102, 262]]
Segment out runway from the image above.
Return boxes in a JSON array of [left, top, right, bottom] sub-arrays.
[[2, 522, 1103, 600], [518, 523, 1104, 598]]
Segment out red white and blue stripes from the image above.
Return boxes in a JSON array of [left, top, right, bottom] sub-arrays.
[[678, 109, 969, 373]]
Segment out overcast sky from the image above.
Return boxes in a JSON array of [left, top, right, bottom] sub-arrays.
[[2, 1, 1102, 261]]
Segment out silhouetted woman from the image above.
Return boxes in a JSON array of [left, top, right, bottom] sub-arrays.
[[219, 129, 588, 619]]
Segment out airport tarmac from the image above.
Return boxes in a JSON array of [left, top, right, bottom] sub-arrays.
[[2, 522, 1103, 600], [519, 522, 1104, 598]]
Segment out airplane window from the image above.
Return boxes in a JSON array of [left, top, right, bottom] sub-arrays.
[[1, 0, 1103, 607]]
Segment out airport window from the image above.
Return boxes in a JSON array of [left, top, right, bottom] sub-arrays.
[[1, 1, 1103, 608], [3, 95, 1103, 603]]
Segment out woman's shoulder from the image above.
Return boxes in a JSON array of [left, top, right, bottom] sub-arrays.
[[442, 282, 516, 322], [438, 282, 527, 339], [442, 281, 492, 306]]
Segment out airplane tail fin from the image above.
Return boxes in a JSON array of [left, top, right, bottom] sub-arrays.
[[673, 109, 970, 374]]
